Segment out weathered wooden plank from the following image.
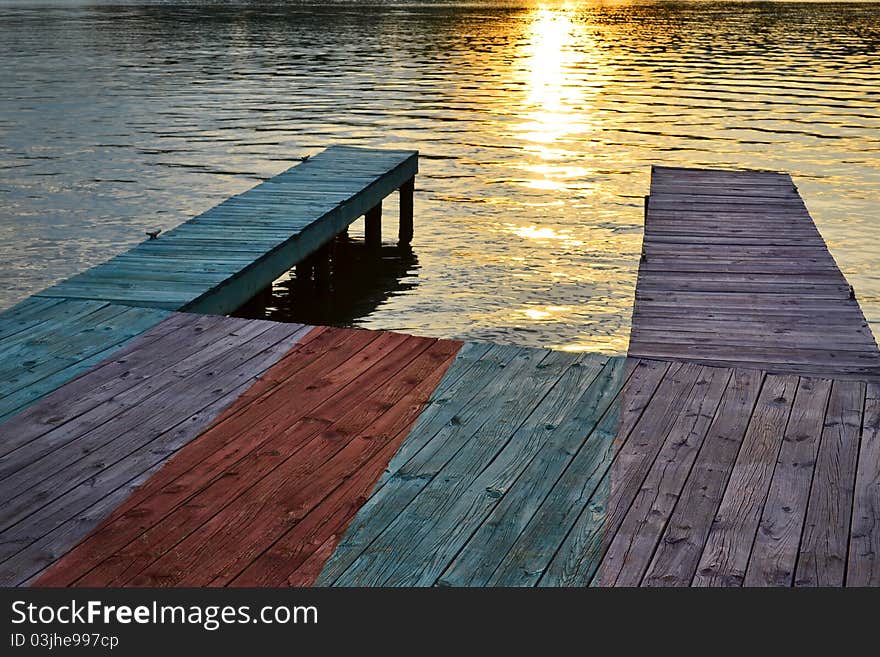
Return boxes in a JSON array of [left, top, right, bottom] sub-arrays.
[[0, 314, 244, 455], [632, 165, 879, 380], [217, 340, 462, 586], [643, 367, 764, 586], [0, 320, 310, 585], [0, 323, 309, 566], [372, 352, 610, 587], [744, 377, 832, 586], [592, 366, 732, 586], [693, 375, 798, 586], [485, 359, 670, 587], [795, 379, 865, 586], [848, 383, 880, 586], [539, 363, 714, 586], [117, 336, 447, 587], [0, 303, 172, 422], [0, 320, 293, 488], [315, 342, 521, 585], [437, 356, 630, 587], [32, 328, 376, 586]]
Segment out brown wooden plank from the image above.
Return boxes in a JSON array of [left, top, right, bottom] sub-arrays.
[[795, 379, 865, 586], [592, 366, 732, 586], [642, 367, 764, 586], [848, 383, 880, 586], [693, 374, 797, 586], [744, 377, 832, 586]]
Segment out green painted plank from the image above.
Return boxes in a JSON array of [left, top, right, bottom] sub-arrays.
[[487, 360, 671, 586], [377, 351, 611, 587], [325, 348, 579, 586], [438, 355, 630, 586]]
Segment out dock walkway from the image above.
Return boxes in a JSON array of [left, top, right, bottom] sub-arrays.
[[0, 146, 415, 420], [35, 145, 417, 315], [1, 160, 878, 587], [629, 165, 880, 381], [6, 319, 877, 588]]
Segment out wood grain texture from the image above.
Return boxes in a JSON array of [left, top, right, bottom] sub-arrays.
[[0, 299, 171, 423], [643, 367, 764, 586], [693, 374, 798, 586], [795, 379, 864, 586], [849, 383, 880, 586], [33, 146, 418, 315], [744, 377, 832, 586], [629, 165, 880, 382], [592, 366, 732, 586], [0, 315, 311, 586], [34, 327, 461, 587]]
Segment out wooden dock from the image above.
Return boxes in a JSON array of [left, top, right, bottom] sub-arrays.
[[630, 165, 880, 381], [8, 323, 879, 588], [35, 145, 417, 314], [0, 146, 415, 420], [1, 159, 878, 587]]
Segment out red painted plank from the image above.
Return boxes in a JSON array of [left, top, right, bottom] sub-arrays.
[[35, 328, 461, 587], [230, 342, 460, 586]]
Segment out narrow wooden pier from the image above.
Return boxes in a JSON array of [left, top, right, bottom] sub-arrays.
[[36, 145, 417, 314], [0, 146, 415, 420], [1, 160, 878, 587], [630, 165, 880, 381]]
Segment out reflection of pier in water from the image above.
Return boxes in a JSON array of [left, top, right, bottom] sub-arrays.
[[234, 237, 419, 328]]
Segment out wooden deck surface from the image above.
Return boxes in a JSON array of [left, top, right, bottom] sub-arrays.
[[12, 325, 877, 587], [0, 297, 169, 422], [629, 165, 880, 381], [2, 163, 879, 587], [31, 323, 459, 587], [319, 355, 880, 587], [0, 312, 310, 585], [33, 146, 417, 315]]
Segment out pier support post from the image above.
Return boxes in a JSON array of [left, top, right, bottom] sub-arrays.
[[365, 202, 382, 249], [313, 242, 332, 287], [295, 260, 313, 283], [399, 178, 414, 245]]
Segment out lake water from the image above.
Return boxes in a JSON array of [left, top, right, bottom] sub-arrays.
[[1, 1, 878, 353]]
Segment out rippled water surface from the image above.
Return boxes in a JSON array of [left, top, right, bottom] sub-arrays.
[[1, 1, 878, 352]]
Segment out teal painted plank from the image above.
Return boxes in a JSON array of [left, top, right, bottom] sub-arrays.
[[487, 359, 670, 586], [324, 348, 579, 586], [378, 351, 610, 587], [0, 306, 166, 395], [30, 146, 417, 313], [438, 355, 631, 587], [538, 362, 714, 586], [0, 302, 170, 423], [0, 302, 119, 366], [316, 343, 528, 585], [0, 297, 68, 322]]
